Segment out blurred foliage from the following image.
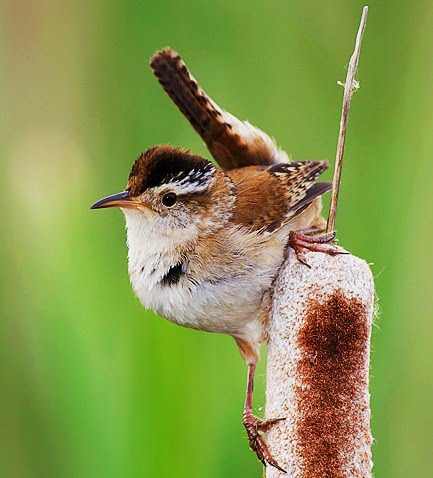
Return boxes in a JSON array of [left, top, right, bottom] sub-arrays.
[[1, 0, 433, 477]]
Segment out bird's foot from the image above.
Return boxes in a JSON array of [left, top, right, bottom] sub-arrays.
[[243, 410, 286, 473], [288, 231, 349, 267]]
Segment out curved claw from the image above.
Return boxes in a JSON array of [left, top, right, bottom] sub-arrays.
[[296, 253, 312, 268], [243, 411, 286, 473]]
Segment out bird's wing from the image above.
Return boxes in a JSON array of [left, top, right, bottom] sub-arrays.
[[227, 161, 332, 233], [150, 48, 289, 171]]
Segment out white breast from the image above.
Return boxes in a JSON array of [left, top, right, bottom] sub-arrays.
[[123, 208, 286, 347]]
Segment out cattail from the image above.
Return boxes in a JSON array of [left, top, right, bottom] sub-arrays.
[[265, 251, 374, 477]]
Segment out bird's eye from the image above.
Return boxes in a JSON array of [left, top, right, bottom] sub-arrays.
[[162, 192, 177, 207]]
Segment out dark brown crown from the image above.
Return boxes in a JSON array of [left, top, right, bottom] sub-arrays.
[[127, 145, 215, 196]]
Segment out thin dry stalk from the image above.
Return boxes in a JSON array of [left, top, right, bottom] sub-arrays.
[[327, 6, 368, 234]]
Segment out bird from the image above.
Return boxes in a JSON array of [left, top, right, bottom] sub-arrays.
[[91, 48, 342, 472]]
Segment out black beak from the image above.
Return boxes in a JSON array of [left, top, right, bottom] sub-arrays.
[[91, 191, 133, 209]]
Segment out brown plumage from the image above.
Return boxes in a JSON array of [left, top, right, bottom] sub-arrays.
[[125, 146, 331, 236], [92, 48, 341, 474], [150, 48, 289, 170], [227, 162, 331, 232], [150, 48, 332, 237], [127, 146, 214, 196], [149, 49, 337, 473]]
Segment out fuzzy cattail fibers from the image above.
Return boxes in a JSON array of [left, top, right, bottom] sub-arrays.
[[265, 251, 374, 478]]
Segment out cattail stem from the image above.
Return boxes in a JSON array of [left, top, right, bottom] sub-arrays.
[[265, 252, 374, 477], [263, 8, 373, 476]]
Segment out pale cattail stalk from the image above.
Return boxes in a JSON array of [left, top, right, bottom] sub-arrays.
[[265, 251, 374, 477], [263, 7, 372, 476]]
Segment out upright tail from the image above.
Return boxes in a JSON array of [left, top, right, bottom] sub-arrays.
[[150, 48, 289, 170]]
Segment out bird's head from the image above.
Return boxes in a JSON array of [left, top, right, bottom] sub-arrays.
[[91, 145, 233, 240]]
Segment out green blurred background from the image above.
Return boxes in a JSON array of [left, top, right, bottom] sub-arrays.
[[1, 0, 432, 476]]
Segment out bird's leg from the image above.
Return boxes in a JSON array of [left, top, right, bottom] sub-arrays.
[[288, 230, 348, 266], [243, 363, 286, 473]]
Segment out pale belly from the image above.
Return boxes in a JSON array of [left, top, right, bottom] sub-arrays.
[[130, 267, 268, 341]]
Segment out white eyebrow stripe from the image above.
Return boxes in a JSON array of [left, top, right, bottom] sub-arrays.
[[152, 168, 216, 195]]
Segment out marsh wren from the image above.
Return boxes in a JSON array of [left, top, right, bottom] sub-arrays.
[[91, 48, 340, 472]]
